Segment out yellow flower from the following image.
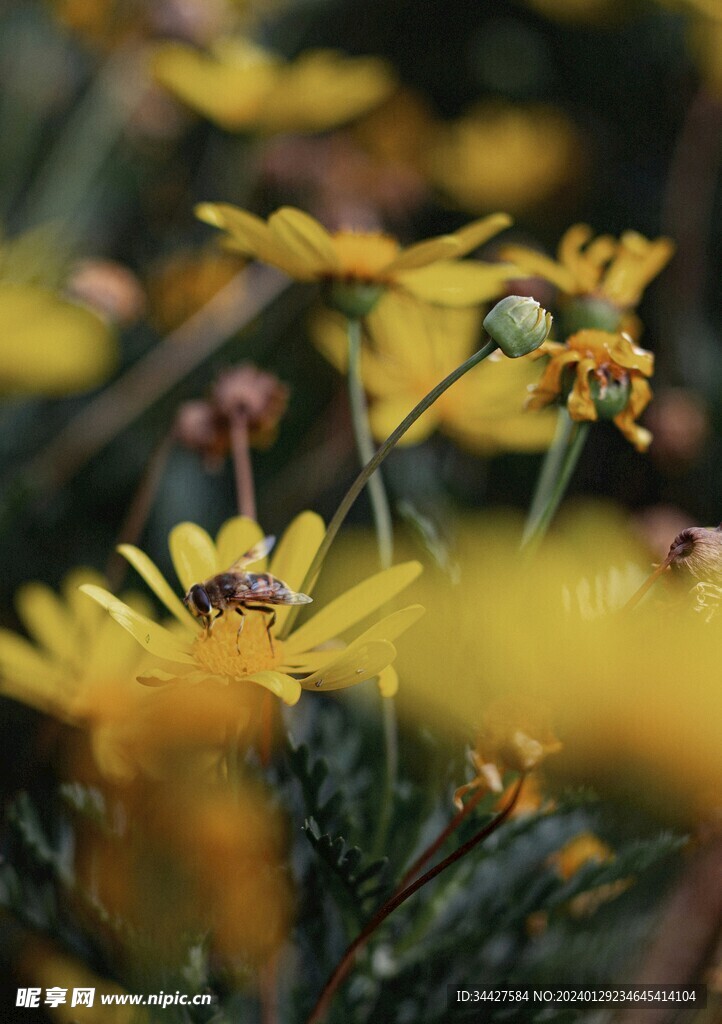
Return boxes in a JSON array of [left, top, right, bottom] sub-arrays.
[[526, 328, 654, 451], [147, 245, 243, 332], [0, 570, 255, 779], [425, 103, 583, 215], [153, 38, 396, 134], [197, 202, 515, 321], [549, 832, 614, 880], [502, 224, 674, 332], [81, 511, 423, 706], [313, 295, 557, 453]]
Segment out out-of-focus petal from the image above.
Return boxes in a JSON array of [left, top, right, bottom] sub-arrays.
[[118, 544, 196, 631], [15, 583, 79, 664], [215, 516, 266, 572], [268, 208, 340, 275], [398, 261, 517, 305]]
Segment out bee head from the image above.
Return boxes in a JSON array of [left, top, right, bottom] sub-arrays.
[[184, 583, 212, 621]]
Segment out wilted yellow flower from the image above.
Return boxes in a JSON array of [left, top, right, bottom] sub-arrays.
[[197, 202, 515, 322], [426, 103, 582, 215], [502, 224, 674, 333], [527, 328, 654, 451], [153, 38, 395, 134], [76, 777, 293, 969], [313, 295, 556, 453], [81, 512, 423, 706], [0, 570, 255, 779]]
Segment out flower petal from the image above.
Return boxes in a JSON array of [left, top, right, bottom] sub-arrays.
[[398, 261, 517, 306], [369, 397, 437, 445], [384, 235, 462, 273], [15, 583, 79, 664], [450, 213, 513, 257], [0, 628, 65, 693], [118, 544, 196, 631], [247, 670, 302, 706], [352, 604, 425, 645], [195, 203, 312, 279], [284, 561, 422, 655], [215, 516, 266, 573], [79, 585, 196, 664], [300, 639, 396, 691], [499, 244, 577, 293], [169, 522, 217, 592], [567, 358, 598, 422], [269, 511, 325, 630], [268, 207, 340, 275], [62, 568, 106, 635]]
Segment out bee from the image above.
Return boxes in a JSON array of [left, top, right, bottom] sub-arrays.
[[183, 536, 312, 654]]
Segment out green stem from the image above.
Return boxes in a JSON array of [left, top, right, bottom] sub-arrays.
[[279, 338, 499, 639], [521, 415, 589, 551], [525, 408, 574, 532], [346, 317, 393, 569]]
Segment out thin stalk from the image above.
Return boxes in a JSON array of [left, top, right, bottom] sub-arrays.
[[104, 427, 176, 590], [346, 317, 393, 568], [521, 420, 589, 552], [306, 776, 525, 1024], [279, 338, 499, 640], [525, 408, 574, 533], [228, 410, 256, 521]]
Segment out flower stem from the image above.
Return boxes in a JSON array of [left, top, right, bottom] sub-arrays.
[[346, 318, 394, 569], [280, 338, 499, 638], [305, 776, 525, 1024], [228, 409, 257, 521], [521, 413, 589, 551]]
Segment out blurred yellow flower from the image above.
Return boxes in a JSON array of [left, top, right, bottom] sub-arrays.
[[527, 328, 655, 451], [76, 777, 293, 969], [426, 103, 583, 215], [0, 570, 255, 779], [81, 512, 423, 705], [153, 38, 395, 134], [502, 224, 674, 332], [313, 295, 557, 453], [147, 245, 243, 332], [197, 202, 515, 321], [550, 832, 614, 880]]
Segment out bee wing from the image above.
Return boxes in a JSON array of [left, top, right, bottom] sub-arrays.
[[282, 591, 313, 605], [229, 535, 276, 571]]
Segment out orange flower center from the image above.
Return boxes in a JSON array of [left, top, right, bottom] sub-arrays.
[[330, 231, 400, 281], [193, 612, 282, 680]]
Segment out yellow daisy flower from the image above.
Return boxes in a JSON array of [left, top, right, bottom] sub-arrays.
[[502, 224, 674, 333], [526, 328, 654, 451], [425, 102, 582, 216], [153, 38, 396, 135], [80, 511, 424, 706], [196, 202, 515, 319], [313, 295, 557, 453]]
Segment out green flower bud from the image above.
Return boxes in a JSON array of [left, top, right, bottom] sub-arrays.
[[483, 295, 552, 358], [323, 281, 384, 318], [560, 296, 624, 336]]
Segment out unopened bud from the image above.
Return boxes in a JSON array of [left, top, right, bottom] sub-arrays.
[[483, 295, 552, 357], [666, 525, 722, 584]]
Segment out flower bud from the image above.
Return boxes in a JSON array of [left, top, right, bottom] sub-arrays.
[[666, 525, 722, 584], [322, 280, 384, 318], [560, 296, 624, 336], [483, 295, 552, 357]]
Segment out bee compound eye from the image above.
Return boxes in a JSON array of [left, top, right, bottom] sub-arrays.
[[190, 585, 212, 615]]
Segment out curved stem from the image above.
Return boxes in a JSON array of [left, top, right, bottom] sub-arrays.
[[306, 776, 525, 1024], [521, 418, 589, 552], [524, 408, 574, 533], [347, 317, 393, 569], [279, 338, 498, 639]]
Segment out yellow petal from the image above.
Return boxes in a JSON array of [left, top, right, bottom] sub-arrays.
[[397, 261, 516, 306], [195, 203, 311, 279], [169, 522, 217, 592], [499, 245, 577, 293], [0, 284, 116, 396], [301, 639, 396, 691], [285, 561, 422, 655], [61, 568, 106, 636], [384, 235, 462, 273], [269, 511, 325, 630], [118, 544, 197, 631], [247, 670, 302, 706], [215, 516, 266, 572], [450, 213, 513, 256], [567, 358, 598, 421], [79, 585, 196, 665], [15, 583, 79, 664], [377, 665, 399, 697], [352, 604, 425, 645], [0, 628, 64, 692], [268, 208, 340, 275]]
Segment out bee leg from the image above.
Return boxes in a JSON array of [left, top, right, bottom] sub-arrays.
[[235, 607, 246, 654], [247, 604, 276, 655]]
